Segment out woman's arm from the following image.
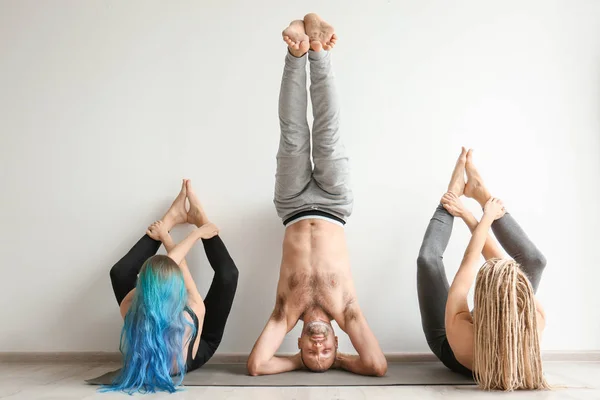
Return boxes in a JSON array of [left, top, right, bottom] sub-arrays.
[[446, 198, 506, 320], [147, 221, 219, 303], [441, 192, 504, 260], [461, 212, 504, 261], [162, 223, 219, 265]]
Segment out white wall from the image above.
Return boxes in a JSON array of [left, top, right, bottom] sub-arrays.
[[1, 0, 599, 354]]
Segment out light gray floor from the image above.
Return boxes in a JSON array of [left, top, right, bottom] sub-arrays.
[[1, 361, 599, 399]]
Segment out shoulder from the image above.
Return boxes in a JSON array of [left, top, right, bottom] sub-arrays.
[[119, 289, 136, 319], [272, 293, 307, 331], [341, 298, 363, 329], [187, 299, 206, 321]]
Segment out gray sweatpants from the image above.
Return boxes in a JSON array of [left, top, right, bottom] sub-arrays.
[[416, 205, 547, 376], [273, 50, 353, 223]]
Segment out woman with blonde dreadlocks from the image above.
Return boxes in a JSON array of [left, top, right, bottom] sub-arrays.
[[416, 147, 549, 391]]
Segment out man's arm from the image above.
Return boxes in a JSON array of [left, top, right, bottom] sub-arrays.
[[247, 311, 303, 376], [337, 305, 387, 377]]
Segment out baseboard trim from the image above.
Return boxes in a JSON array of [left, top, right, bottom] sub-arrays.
[[0, 352, 122, 363], [1, 351, 598, 364]]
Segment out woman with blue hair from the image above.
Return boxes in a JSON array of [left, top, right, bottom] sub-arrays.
[[106, 179, 239, 394]]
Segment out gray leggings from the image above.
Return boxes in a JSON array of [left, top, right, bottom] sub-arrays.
[[416, 205, 547, 376], [273, 50, 353, 223]]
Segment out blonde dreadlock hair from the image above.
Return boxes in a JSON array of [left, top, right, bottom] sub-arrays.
[[472, 258, 549, 391]]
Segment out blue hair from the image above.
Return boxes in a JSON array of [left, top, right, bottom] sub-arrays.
[[102, 255, 195, 394]]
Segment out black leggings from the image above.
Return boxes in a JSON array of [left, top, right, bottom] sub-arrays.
[[109, 234, 239, 370], [416, 205, 547, 377]]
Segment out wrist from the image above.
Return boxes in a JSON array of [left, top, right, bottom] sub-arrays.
[[481, 213, 495, 224], [459, 210, 473, 220]]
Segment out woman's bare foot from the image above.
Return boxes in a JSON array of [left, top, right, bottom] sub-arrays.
[[186, 180, 209, 228], [303, 13, 337, 51], [146, 220, 169, 242], [448, 147, 467, 196], [464, 149, 492, 207], [161, 179, 188, 230], [441, 192, 469, 218], [282, 20, 310, 58]]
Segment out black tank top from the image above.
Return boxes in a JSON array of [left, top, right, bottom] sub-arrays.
[[184, 306, 201, 372]]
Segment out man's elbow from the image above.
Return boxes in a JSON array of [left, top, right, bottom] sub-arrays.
[[369, 358, 388, 377], [372, 364, 387, 377], [246, 357, 262, 376]]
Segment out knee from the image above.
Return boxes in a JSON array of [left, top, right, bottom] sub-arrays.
[[109, 264, 123, 284], [522, 252, 547, 273], [278, 129, 309, 154], [417, 250, 440, 271], [218, 263, 239, 288]]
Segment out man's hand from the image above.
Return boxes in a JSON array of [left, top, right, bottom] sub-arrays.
[[333, 352, 344, 369], [291, 352, 304, 369], [332, 352, 387, 377]]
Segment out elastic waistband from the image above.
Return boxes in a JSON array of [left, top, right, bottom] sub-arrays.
[[283, 210, 346, 227]]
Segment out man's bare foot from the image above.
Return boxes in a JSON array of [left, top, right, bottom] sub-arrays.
[[464, 149, 492, 207], [186, 180, 209, 228], [161, 179, 188, 230], [146, 220, 169, 242], [282, 20, 310, 58], [441, 192, 469, 218], [448, 147, 467, 196], [303, 13, 337, 52]]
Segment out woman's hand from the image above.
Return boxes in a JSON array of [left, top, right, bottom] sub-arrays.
[[146, 220, 169, 241], [441, 192, 469, 218], [483, 197, 506, 220], [197, 222, 219, 239]]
